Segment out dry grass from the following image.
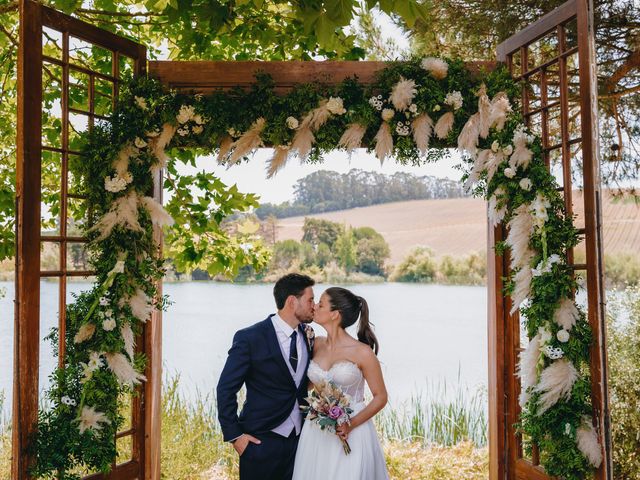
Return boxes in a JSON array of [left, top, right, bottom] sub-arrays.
[[276, 190, 640, 265]]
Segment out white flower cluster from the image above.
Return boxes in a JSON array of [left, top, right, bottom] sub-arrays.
[[61, 395, 77, 406], [531, 193, 551, 229], [326, 97, 346, 115], [381, 108, 395, 122], [286, 116, 299, 129], [444, 91, 463, 111], [80, 351, 104, 383], [395, 121, 411, 136], [176, 104, 206, 136], [100, 308, 116, 331], [134, 96, 147, 111], [104, 171, 133, 193], [519, 178, 532, 191], [532, 253, 562, 277], [99, 296, 109, 306], [239, 242, 253, 253], [542, 344, 565, 360], [369, 95, 384, 111], [557, 329, 570, 342]]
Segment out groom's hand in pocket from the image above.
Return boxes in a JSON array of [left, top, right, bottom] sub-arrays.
[[232, 434, 261, 456]]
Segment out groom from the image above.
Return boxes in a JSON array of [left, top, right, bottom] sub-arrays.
[[216, 273, 316, 480]]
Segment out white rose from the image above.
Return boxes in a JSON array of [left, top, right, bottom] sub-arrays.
[[192, 125, 204, 134], [409, 103, 418, 113], [444, 91, 463, 111], [491, 140, 500, 152], [503, 145, 513, 156], [519, 178, 532, 191], [286, 116, 299, 129], [146, 129, 160, 137], [134, 137, 147, 148], [105, 309, 113, 318], [193, 114, 204, 125], [557, 329, 570, 343], [102, 318, 116, 331], [177, 127, 189, 136], [121, 171, 133, 183], [176, 105, 195, 124], [504, 167, 516, 178], [433, 104, 441, 112], [381, 108, 395, 121], [326, 97, 346, 115], [538, 326, 552, 344]]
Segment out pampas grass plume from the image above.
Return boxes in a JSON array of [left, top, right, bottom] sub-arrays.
[[105, 352, 146, 387], [217, 135, 233, 164], [121, 322, 135, 360], [534, 359, 578, 414], [89, 192, 143, 242], [412, 114, 433, 154], [267, 146, 290, 178], [434, 111, 454, 139], [140, 196, 174, 227], [228, 118, 265, 164], [554, 297, 580, 330], [577, 416, 603, 467], [338, 124, 367, 151], [390, 77, 417, 111], [457, 112, 480, 155], [374, 122, 393, 164], [518, 332, 541, 407], [74, 323, 96, 344]]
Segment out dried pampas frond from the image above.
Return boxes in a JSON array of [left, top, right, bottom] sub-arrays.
[[105, 352, 146, 387], [266, 146, 291, 178], [488, 94, 512, 132], [553, 297, 580, 330], [113, 144, 135, 175], [477, 85, 492, 138], [139, 196, 174, 227], [421, 57, 448, 79], [89, 192, 143, 242], [412, 114, 433, 154], [374, 122, 393, 164], [74, 323, 96, 344], [434, 112, 454, 139], [510, 144, 533, 170], [390, 77, 417, 111], [129, 288, 153, 323], [534, 358, 578, 414], [150, 123, 176, 171], [463, 149, 491, 190], [577, 416, 603, 467], [216, 135, 234, 164], [488, 187, 507, 227], [457, 112, 480, 155], [484, 152, 505, 183], [518, 333, 541, 407], [338, 124, 367, 152], [228, 118, 266, 165], [78, 406, 111, 434], [510, 250, 535, 313], [291, 126, 315, 160], [506, 204, 535, 268], [308, 102, 332, 131], [121, 322, 135, 360]]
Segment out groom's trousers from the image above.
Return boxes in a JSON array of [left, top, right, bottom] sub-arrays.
[[239, 429, 299, 480]]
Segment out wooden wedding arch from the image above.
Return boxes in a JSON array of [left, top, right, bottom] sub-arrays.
[[13, 0, 612, 478]]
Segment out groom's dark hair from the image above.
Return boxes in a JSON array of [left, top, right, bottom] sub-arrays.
[[273, 273, 315, 309]]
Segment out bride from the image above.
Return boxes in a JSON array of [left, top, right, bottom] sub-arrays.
[[292, 287, 390, 480]]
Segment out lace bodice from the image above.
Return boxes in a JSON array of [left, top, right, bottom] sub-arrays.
[[307, 360, 365, 404]]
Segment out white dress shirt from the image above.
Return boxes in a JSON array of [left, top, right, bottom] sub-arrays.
[[271, 313, 307, 437]]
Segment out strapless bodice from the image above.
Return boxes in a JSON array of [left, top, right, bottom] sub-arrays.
[[307, 360, 365, 404]]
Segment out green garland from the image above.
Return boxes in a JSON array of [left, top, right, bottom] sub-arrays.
[[30, 57, 599, 479]]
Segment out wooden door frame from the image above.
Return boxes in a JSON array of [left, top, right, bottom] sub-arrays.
[[14, 0, 611, 478]]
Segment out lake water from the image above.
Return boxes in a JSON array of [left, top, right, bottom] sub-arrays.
[[0, 281, 489, 418]]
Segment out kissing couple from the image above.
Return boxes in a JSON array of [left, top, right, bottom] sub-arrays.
[[216, 273, 390, 480]]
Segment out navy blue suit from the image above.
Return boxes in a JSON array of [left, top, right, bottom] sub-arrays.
[[216, 315, 311, 480]]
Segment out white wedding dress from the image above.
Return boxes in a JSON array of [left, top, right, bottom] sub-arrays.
[[292, 360, 390, 480]]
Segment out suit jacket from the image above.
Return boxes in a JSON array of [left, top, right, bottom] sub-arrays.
[[216, 315, 312, 442]]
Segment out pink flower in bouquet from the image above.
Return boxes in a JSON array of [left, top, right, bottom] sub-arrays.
[[328, 406, 344, 420]]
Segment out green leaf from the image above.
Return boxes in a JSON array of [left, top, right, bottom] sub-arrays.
[[325, 0, 355, 26], [378, 0, 395, 15], [315, 13, 338, 50], [394, 0, 418, 28]]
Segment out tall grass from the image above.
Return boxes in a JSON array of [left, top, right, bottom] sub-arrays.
[[0, 392, 10, 480], [376, 379, 488, 447]]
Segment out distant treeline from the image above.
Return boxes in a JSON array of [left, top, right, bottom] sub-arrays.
[[255, 169, 468, 219]]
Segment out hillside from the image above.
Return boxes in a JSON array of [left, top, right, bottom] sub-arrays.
[[275, 191, 640, 265]]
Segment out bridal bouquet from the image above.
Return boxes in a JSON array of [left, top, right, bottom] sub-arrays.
[[301, 380, 353, 454]]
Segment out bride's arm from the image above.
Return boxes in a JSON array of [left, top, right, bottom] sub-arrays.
[[338, 347, 388, 435]]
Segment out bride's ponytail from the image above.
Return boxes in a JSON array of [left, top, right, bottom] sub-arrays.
[[356, 296, 379, 355]]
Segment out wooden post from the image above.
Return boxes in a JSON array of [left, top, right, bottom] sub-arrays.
[[14, 0, 43, 478], [576, 0, 613, 477]]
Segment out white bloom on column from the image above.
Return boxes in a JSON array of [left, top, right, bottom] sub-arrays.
[[87, 351, 104, 371], [286, 116, 299, 129], [176, 104, 195, 124], [193, 114, 205, 125], [502, 145, 513, 156], [444, 91, 463, 111], [78, 406, 111, 434], [134, 137, 147, 148], [102, 317, 116, 331], [553, 297, 580, 330], [192, 125, 204, 134], [556, 329, 570, 343], [504, 167, 516, 178], [74, 323, 96, 344], [519, 178, 532, 191], [61, 395, 76, 406], [491, 140, 500, 152], [381, 108, 395, 122], [326, 97, 346, 115]]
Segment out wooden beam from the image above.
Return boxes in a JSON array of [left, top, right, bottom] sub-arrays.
[[13, 1, 43, 479], [496, 0, 577, 61], [148, 60, 497, 93]]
